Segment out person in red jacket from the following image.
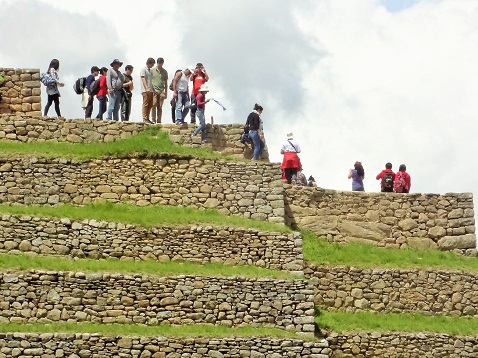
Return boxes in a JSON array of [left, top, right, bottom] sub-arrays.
[[394, 164, 411, 193], [95, 67, 108, 119], [376, 162, 395, 192]]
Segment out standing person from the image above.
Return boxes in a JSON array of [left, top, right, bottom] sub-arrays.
[[190, 62, 209, 124], [121, 65, 134, 121], [43, 59, 64, 117], [280, 132, 302, 184], [172, 65, 195, 125], [105, 59, 124, 121], [191, 84, 210, 143], [169, 69, 181, 123], [376, 162, 395, 192], [348, 161, 365, 191], [140, 57, 155, 123], [151, 57, 168, 124], [394, 164, 411, 193], [246, 103, 264, 161], [84, 66, 100, 119], [95, 67, 108, 120]]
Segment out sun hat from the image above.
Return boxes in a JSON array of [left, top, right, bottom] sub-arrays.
[[110, 59, 123, 67], [199, 84, 209, 92], [287, 132, 294, 140]]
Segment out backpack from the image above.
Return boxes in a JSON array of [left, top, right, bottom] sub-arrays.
[[73, 77, 86, 94], [40, 72, 56, 86], [89, 78, 101, 96], [394, 172, 407, 193], [382, 172, 394, 191]]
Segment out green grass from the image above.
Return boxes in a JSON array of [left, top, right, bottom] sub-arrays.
[[302, 230, 478, 272], [316, 310, 478, 336], [0, 202, 290, 233], [0, 126, 231, 161], [0, 253, 297, 279], [0, 322, 302, 339]]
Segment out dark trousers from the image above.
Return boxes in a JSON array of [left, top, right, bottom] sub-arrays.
[[85, 96, 94, 119], [96, 95, 107, 119], [170, 98, 176, 123], [284, 168, 298, 184], [44, 93, 61, 116], [190, 93, 197, 123], [121, 93, 132, 121]]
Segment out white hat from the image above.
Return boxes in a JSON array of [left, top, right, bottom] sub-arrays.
[[186, 65, 195, 73], [287, 132, 293, 140], [199, 84, 209, 92]]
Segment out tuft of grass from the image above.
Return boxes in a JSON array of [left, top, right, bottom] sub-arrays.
[[0, 253, 297, 279], [0, 202, 290, 233], [302, 230, 478, 272], [0, 126, 235, 161], [0, 322, 303, 339], [316, 310, 478, 336]]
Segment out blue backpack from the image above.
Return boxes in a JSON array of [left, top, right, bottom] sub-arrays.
[[40, 72, 56, 86]]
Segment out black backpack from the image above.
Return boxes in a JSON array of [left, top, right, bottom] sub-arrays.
[[89, 79, 101, 96], [73, 77, 86, 94], [382, 172, 394, 191]]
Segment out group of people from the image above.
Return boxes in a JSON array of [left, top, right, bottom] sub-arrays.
[[349, 161, 412, 193], [42, 58, 212, 143]]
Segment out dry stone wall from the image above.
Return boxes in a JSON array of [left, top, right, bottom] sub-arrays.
[[326, 331, 478, 357], [0, 214, 303, 273], [306, 262, 478, 317], [0, 69, 41, 116], [0, 155, 285, 223], [0, 270, 316, 335], [0, 333, 330, 357], [285, 186, 476, 254]]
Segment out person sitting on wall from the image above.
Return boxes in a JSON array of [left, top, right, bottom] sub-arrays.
[[307, 175, 317, 187], [348, 161, 365, 191], [376, 162, 395, 192], [280, 132, 301, 184], [394, 164, 411, 193]]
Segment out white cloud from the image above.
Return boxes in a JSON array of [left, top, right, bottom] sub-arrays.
[[1, 0, 477, 201]]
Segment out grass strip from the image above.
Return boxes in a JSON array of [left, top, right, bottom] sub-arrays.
[[0, 253, 297, 279], [316, 310, 478, 336], [302, 231, 478, 272], [0, 126, 234, 161], [0, 202, 290, 233], [0, 322, 303, 339]]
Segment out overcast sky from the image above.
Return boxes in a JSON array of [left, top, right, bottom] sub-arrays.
[[1, 0, 477, 201]]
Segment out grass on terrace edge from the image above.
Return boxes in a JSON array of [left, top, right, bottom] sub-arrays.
[[0, 126, 236, 161], [302, 230, 478, 272], [0, 322, 301, 339], [316, 310, 478, 336], [0, 202, 290, 233]]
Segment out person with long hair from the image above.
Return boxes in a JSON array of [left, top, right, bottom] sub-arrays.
[[43, 59, 64, 117], [348, 161, 365, 191], [246, 103, 264, 160]]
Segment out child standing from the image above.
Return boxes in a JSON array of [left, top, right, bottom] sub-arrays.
[[191, 84, 210, 143]]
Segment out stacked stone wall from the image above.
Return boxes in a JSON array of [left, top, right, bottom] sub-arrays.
[[0, 270, 315, 335], [0, 214, 303, 272], [326, 331, 478, 357], [0, 155, 285, 223], [285, 186, 476, 254], [306, 262, 478, 317], [0, 333, 330, 357], [0, 69, 41, 116]]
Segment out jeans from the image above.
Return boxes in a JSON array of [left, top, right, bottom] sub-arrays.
[[106, 90, 122, 120], [249, 130, 263, 160], [192, 108, 206, 141], [121, 92, 132, 121], [175, 91, 190, 124], [190, 93, 197, 123], [96, 95, 107, 119]]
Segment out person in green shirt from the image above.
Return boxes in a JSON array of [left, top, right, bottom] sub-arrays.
[[151, 57, 168, 124]]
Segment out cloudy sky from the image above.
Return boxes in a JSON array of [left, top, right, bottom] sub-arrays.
[[1, 0, 477, 199]]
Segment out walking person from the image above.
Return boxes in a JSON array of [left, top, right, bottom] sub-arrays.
[[172, 65, 195, 125], [246, 103, 264, 160], [280, 132, 301, 183], [151, 57, 168, 124], [121, 65, 134, 121], [43, 59, 64, 117], [106, 59, 124, 121], [348, 161, 365, 191], [191, 84, 210, 143], [95, 67, 108, 120], [84, 66, 100, 119]]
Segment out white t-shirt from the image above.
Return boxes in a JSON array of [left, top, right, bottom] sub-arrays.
[[140, 66, 152, 93], [281, 139, 301, 153]]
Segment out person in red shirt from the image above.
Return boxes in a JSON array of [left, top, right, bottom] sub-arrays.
[[376, 162, 395, 192], [394, 164, 411, 193], [190, 63, 209, 124], [95, 67, 108, 119]]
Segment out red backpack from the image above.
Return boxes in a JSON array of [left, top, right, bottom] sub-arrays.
[[394, 172, 407, 193]]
